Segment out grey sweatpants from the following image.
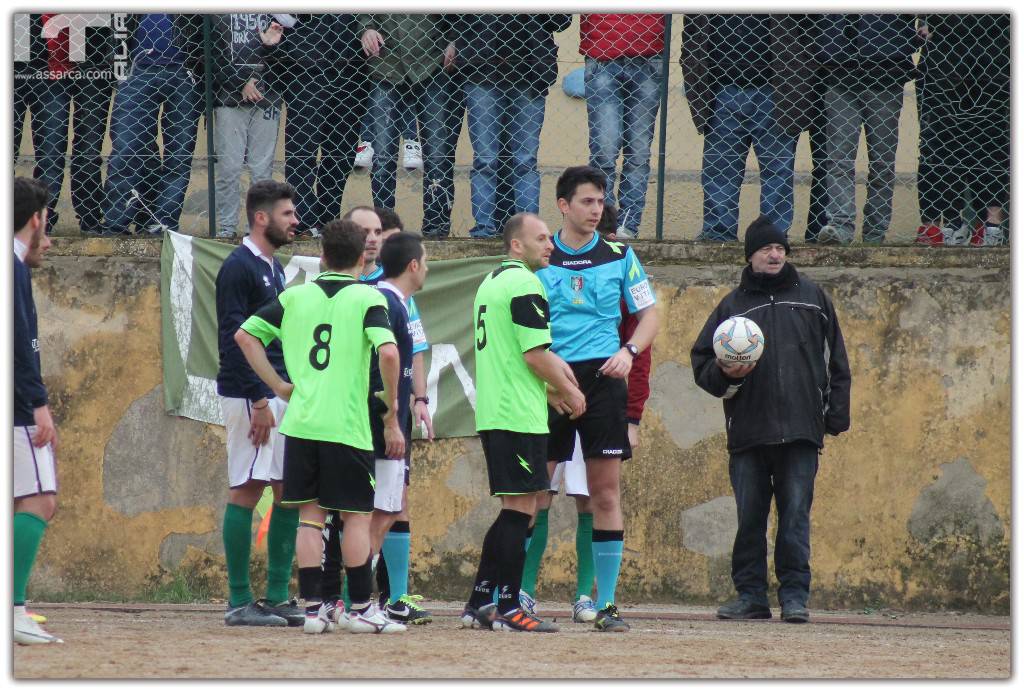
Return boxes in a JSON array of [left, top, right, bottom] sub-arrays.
[[214, 103, 281, 234], [821, 83, 904, 242]]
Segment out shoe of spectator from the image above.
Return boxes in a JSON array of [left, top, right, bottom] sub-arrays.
[[980, 224, 1006, 247], [216, 229, 237, 239], [915, 224, 944, 246], [816, 225, 846, 246], [403, 140, 423, 170], [943, 222, 971, 246], [295, 227, 320, 239], [354, 141, 374, 169], [469, 227, 501, 239], [141, 224, 166, 236], [716, 598, 771, 620], [614, 227, 638, 240], [780, 601, 810, 624], [421, 229, 449, 240]]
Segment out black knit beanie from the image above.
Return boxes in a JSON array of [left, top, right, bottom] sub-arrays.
[[743, 215, 790, 261]]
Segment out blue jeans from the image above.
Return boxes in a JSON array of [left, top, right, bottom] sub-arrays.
[[36, 77, 114, 231], [585, 56, 662, 236], [701, 86, 797, 240], [361, 90, 416, 142], [728, 442, 819, 608], [284, 68, 367, 230], [465, 82, 546, 236], [368, 72, 462, 236], [104, 64, 201, 233]]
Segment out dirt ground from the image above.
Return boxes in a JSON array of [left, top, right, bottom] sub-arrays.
[[14, 601, 1009, 679]]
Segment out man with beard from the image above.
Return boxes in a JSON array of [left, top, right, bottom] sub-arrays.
[[690, 215, 851, 623], [13, 177, 61, 644], [215, 179, 302, 627]]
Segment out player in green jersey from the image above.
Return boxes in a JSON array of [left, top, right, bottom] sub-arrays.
[[460, 212, 586, 633], [235, 219, 407, 635]]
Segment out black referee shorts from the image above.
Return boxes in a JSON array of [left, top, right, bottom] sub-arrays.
[[548, 358, 632, 463]]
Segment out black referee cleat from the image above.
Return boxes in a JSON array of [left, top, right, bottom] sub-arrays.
[[716, 598, 772, 620]]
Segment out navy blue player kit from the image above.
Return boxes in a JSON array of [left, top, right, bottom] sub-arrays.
[[538, 231, 656, 461]]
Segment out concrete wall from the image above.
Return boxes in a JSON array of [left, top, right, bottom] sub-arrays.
[[28, 238, 1009, 613]]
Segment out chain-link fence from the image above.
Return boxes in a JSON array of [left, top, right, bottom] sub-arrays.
[[12, 13, 1011, 246]]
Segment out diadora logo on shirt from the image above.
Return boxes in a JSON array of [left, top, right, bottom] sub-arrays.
[[562, 259, 593, 267]]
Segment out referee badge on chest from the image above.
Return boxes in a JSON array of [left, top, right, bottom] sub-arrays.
[[570, 275, 584, 304]]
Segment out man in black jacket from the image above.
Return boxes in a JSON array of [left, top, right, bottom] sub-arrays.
[[690, 216, 851, 624]]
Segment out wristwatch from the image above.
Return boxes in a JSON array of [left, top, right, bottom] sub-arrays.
[[414, 396, 430, 405], [624, 343, 639, 359]]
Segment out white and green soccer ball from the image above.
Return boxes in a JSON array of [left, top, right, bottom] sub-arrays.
[[713, 316, 765, 364]]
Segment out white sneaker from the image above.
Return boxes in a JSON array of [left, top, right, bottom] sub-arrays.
[[943, 222, 971, 246], [14, 610, 63, 645], [518, 589, 537, 616], [347, 603, 407, 634], [572, 595, 598, 623], [327, 600, 350, 631], [303, 603, 336, 634], [982, 224, 1006, 246], [354, 141, 374, 169], [403, 140, 423, 170]]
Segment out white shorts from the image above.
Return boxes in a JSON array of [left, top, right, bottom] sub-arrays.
[[13, 426, 58, 499], [549, 433, 589, 497], [221, 396, 287, 488], [373, 458, 406, 513]]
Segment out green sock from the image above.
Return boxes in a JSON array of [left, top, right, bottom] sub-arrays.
[[265, 505, 298, 603], [13, 512, 47, 605], [520, 508, 549, 597], [222, 503, 254, 608], [576, 512, 595, 599]]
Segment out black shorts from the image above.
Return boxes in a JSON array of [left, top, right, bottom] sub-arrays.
[[479, 430, 550, 496], [282, 435, 375, 513], [548, 359, 632, 462]]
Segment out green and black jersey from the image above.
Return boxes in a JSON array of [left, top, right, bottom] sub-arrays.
[[240, 272, 396, 450], [472, 258, 552, 434]]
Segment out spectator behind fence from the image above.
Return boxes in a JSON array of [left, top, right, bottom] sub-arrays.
[[353, 93, 419, 171], [358, 14, 463, 239], [31, 14, 116, 235], [13, 15, 50, 223], [103, 14, 204, 236], [273, 14, 368, 237], [210, 14, 285, 240], [454, 14, 572, 239], [681, 14, 815, 241], [814, 15, 920, 245], [915, 14, 1010, 247], [580, 14, 665, 240]]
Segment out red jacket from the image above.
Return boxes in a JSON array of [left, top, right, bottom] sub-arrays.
[[41, 14, 72, 76], [619, 301, 652, 424], [579, 13, 665, 61]]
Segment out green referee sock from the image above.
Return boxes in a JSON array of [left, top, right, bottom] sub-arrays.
[[13, 512, 47, 606], [265, 504, 298, 604], [520, 508, 549, 597], [222, 503, 254, 608], [575, 512, 595, 600]]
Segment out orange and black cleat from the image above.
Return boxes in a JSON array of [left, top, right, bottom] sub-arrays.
[[494, 607, 559, 633]]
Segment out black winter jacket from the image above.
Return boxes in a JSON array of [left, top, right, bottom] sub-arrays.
[[691, 262, 851, 453], [453, 14, 571, 92]]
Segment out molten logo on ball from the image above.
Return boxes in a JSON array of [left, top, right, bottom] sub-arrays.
[[713, 316, 765, 364]]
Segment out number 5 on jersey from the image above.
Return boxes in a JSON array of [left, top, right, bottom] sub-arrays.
[[476, 305, 487, 350]]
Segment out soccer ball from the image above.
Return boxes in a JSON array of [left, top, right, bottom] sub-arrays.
[[712, 316, 765, 364]]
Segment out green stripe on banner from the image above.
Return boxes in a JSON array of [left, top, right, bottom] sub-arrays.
[[160, 230, 499, 438]]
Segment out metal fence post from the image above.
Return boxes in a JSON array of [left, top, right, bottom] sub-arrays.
[[202, 15, 217, 238], [654, 14, 672, 241]]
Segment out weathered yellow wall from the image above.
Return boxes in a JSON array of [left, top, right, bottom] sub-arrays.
[[29, 239, 1009, 613]]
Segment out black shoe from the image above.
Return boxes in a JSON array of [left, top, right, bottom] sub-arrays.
[[224, 601, 287, 626], [780, 601, 809, 624], [594, 603, 630, 632], [259, 597, 304, 627], [716, 598, 772, 620], [385, 595, 433, 625]]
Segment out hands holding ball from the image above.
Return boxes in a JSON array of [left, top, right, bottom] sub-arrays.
[[713, 316, 764, 378]]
